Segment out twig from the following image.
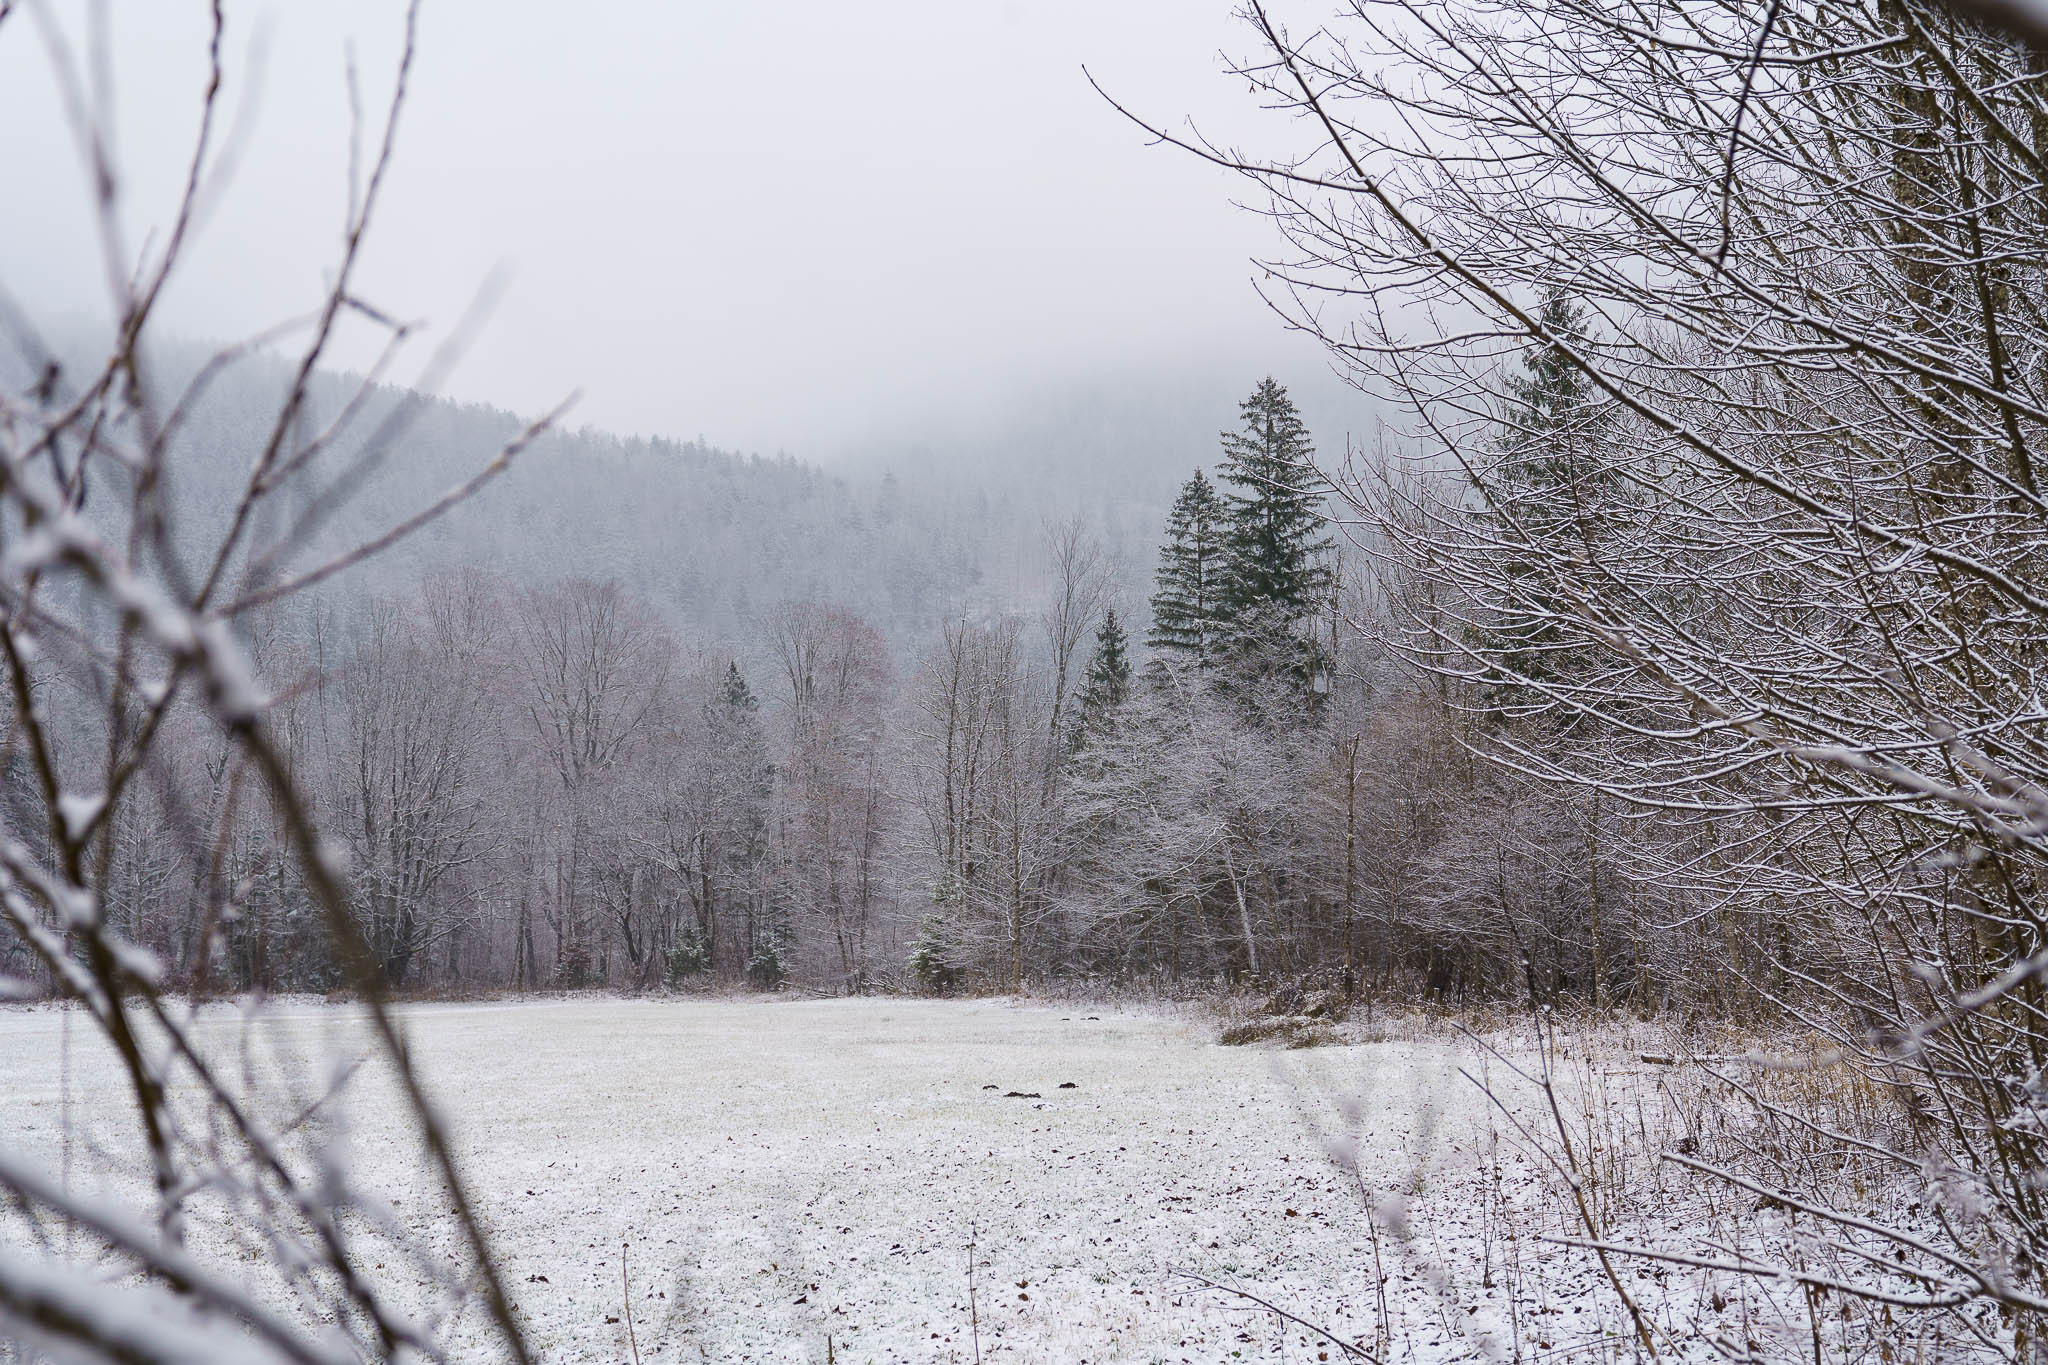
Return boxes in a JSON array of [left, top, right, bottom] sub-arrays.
[[622, 1241, 641, 1365], [1172, 1268, 1379, 1361], [967, 1218, 982, 1365]]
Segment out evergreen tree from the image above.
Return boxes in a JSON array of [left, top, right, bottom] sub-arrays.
[[1505, 296, 1591, 446], [1211, 378, 1333, 700], [697, 661, 773, 968], [1147, 469, 1227, 667], [907, 914, 961, 994], [1216, 376, 1333, 625], [1073, 608, 1133, 742], [1480, 292, 1621, 1005], [1485, 291, 1613, 697], [705, 662, 772, 856]]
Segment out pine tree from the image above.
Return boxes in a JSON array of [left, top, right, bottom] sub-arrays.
[[1147, 469, 1227, 667], [1216, 376, 1333, 625], [1073, 608, 1133, 742]]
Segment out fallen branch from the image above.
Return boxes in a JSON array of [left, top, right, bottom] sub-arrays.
[[1171, 1268, 1379, 1361]]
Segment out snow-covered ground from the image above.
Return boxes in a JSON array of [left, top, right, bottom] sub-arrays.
[[0, 997, 1945, 1362]]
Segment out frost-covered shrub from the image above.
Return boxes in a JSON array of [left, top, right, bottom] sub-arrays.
[[665, 930, 711, 988], [1219, 1018, 1287, 1045], [746, 937, 786, 990], [1219, 1014, 1339, 1048], [556, 940, 594, 989], [907, 920, 960, 995]]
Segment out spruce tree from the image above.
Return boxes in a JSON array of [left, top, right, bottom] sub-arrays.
[[1216, 376, 1333, 625], [1147, 469, 1227, 667], [1500, 291, 1604, 549], [697, 661, 773, 971], [705, 662, 772, 850], [1074, 608, 1133, 741], [1486, 291, 1612, 695]]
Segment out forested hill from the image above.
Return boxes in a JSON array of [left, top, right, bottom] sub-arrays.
[[141, 345, 1129, 660], [49, 341, 1373, 665]]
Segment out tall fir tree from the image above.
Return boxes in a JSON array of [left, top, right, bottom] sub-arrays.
[[1147, 468, 1227, 667], [1500, 291, 1605, 549], [705, 662, 772, 839], [1483, 291, 1620, 1004], [1216, 376, 1333, 626], [1073, 608, 1133, 742], [699, 661, 773, 967], [1485, 291, 1613, 698]]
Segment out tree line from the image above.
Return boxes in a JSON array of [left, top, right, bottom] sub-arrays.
[[7, 338, 1709, 1011], [7, 378, 1370, 998]]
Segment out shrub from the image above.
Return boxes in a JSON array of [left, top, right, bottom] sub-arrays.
[[665, 930, 711, 988], [907, 922, 960, 995], [746, 937, 786, 990]]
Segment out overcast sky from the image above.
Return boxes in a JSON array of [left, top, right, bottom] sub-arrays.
[[0, 1, 1337, 461]]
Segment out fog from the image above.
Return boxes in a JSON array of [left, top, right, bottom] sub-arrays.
[[0, 0, 1345, 463]]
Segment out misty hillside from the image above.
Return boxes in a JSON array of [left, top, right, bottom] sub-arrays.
[[141, 348, 1185, 660], [129, 345, 1371, 663], [839, 363, 1376, 497]]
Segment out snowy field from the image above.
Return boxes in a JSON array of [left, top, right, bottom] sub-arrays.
[[0, 997, 1909, 1362]]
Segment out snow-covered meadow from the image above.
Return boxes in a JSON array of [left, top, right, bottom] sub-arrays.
[[0, 997, 1945, 1363]]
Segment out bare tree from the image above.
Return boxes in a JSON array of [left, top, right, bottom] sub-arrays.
[[905, 618, 1049, 989], [770, 601, 893, 991], [0, 3, 558, 1359], [1038, 514, 1112, 783], [516, 578, 670, 984], [333, 573, 505, 986]]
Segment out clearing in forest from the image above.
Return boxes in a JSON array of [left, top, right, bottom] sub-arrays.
[[1, 997, 1820, 1362]]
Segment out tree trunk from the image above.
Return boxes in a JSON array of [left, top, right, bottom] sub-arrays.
[[1222, 836, 1260, 979]]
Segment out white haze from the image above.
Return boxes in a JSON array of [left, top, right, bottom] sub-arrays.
[[0, 0, 1349, 462]]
